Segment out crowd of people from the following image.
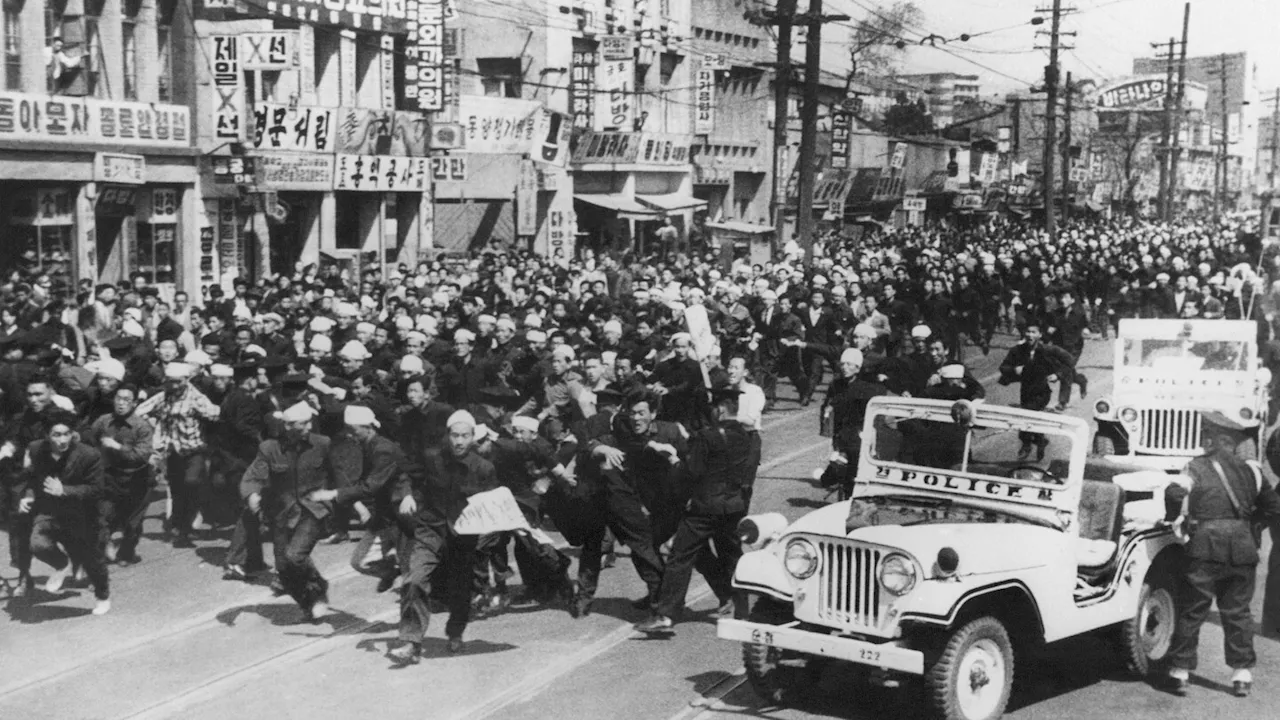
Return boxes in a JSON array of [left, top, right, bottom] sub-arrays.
[[0, 212, 1276, 665]]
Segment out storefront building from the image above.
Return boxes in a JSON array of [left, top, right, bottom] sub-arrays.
[[0, 0, 199, 297]]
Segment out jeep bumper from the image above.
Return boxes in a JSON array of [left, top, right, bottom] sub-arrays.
[[1103, 454, 1192, 472], [717, 618, 925, 675]]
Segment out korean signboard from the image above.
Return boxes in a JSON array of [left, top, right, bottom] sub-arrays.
[[249, 103, 335, 152], [517, 159, 538, 236], [95, 153, 145, 185], [430, 156, 467, 182], [830, 112, 851, 169], [406, 0, 446, 111], [199, 226, 216, 284], [978, 153, 998, 185], [0, 91, 190, 148], [253, 153, 336, 191], [334, 155, 430, 192], [217, 198, 242, 282], [239, 31, 299, 70], [595, 36, 634, 132], [96, 186, 137, 217], [249, 0, 409, 33], [211, 35, 243, 141], [457, 95, 543, 154], [1094, 75, 1209, 113], [336, 108, 429, 156], [570, 49, 596, 131], [536, 109, 571, 167], [695, 68, 715, 135], [571, 131, 691, 166], [380, 35, 396, 110], [212, 156, 256, 185]]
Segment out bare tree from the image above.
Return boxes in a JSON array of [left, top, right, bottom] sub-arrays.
[[848, 1, 922, 78], [1094, 111, 1161, 216]]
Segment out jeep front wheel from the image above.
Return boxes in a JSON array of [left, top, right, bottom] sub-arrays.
[[741, 598, 809, 704], [1118, 567, 1176, 677], [926, 616, 1015, 720]]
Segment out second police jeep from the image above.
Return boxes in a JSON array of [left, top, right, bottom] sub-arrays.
[[718, 397, 1181, 720], [1092, 318, 1269, 469]]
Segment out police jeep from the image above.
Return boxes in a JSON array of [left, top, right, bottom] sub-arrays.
[[718, 397, 1181, 720], [1092, 318, 1269, 470]]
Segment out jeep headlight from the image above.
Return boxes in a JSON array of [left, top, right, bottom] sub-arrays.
[[879, 554, 917, 596], [784, 538, 820, 579], [1119, 407, 1138, 424]]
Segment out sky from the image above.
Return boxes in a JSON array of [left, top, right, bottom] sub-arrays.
[[820, 0, 1280, 99]]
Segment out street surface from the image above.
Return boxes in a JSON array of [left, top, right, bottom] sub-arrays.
[[2, 332, 1278, 720]]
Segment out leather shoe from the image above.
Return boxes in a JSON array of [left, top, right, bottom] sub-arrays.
[[388, 642, 421, 665], [635, 615, 675, 634], [447, 637, 465, 654], [173, 535, 195, 549], [376, 573, 397, 593], [631, 596, 652, 611], [713, 599, 735, 618], [223, 564, 248, 582], [12, 574, 32, 598], [1233, 681, 1250, 698], [570, 595, 593, 619], [1169, 676, 1189, 696]]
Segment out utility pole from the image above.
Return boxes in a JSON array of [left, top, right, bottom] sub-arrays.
[[1061, 71, 1073, 224], [792, 1, 848, 266], [764, 0, 797, 252], [1212, 53, 1230, 219], [1269, 90, 1280, 190], [1035, 0, 1074, 241], [1153, 38, 1175, 221], [1167, 2, 1190, 221]]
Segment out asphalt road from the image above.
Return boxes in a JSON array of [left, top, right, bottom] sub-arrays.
[[1, 332, 1276, 720]]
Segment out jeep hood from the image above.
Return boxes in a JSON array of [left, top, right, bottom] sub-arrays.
[[783, 501, 1060, 575]]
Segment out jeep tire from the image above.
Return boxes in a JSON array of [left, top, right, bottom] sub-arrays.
[[1118, 566, 1176, 677], [741, 598, 808, 703], [926, 616, 1014, 720]]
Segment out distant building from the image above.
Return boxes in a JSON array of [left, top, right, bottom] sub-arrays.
[[894, 72, 981, 128]]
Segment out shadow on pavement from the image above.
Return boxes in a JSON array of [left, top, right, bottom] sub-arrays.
[[354, 636, 518, 667], [4, 592, 94, 624]]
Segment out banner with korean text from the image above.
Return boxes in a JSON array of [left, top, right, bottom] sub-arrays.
[[249, 103, 335, 152], [0, 91, 190, 148], [595, 36, 634, 132], [570, 48, 596, 130], [210, 35, 243, 141], [406, 0, 446, 111], [456, 95, 543, 154], [695, 67, 714, 135], [334, 155, 430, 192]]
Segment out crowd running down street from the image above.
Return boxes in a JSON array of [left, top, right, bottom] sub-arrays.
[[6, 213, 1280, 669]]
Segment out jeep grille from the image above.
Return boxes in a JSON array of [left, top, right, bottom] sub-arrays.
[[1137, 409, 1201, 455], [816, 539, 882, 629]]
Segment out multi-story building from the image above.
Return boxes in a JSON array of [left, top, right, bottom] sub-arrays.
[[895, 72, 981, 129], [0, 0, 199, 296]]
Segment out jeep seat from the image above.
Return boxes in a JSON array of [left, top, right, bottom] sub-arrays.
[[1075, 480, 1125, 576]]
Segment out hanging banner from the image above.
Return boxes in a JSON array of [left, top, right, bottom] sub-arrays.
[[239, 31, 299, 70], [210, 35, 243, 141], [217, 198, 241, 282], [336, 108, 429, 156], [695, 68, 715, 135], [406, 0, 446, 111], [831, 113, 851, 169], [254, 153, 335, 191], [249, 103, 335, 152], [595, 36, 634, 132], [517, 159, 538, 236], [979, 153, 998, 185], [570, 49, 596, 131], [536, 109, 571, 167], [890, 142, 907, 170], [248, 0, 409, 33], [334, 155, 430, 192], [456, 95, 544, 154], [546, 203, 575, 266], [380, 35, 396, 110], [571, 131, 692, 166]]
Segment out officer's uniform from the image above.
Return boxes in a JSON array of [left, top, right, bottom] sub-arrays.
[[1165, 411, 1280, 694]]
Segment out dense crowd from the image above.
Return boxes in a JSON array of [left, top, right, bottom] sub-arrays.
[[0, 213, 1273, 662]]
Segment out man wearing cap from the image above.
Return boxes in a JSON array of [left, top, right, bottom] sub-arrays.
[[1165, 411, 1280, 697], [2, 376, 68, 596], [389, 410, 498, 661], [636, 387, 752, 634], [16, 409, 112, 615], [239, 401, 337, 622], [135, 362, 223, 548], [83, 383, 154, 565]]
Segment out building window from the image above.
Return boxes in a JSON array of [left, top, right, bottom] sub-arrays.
[[83, 0, 103, 97], [5, 189, 75, 293], [3, 2, 19, 91], [155, 0, 175, 102], [477, 57, 522, 98], [659, 51, 679, 86]]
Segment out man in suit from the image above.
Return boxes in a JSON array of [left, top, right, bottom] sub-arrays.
[[1047, 290, 1090, 411], [1165, 411, 1280, 697], [998, 323, 1075, 460], [799, 289, 839, 407], [752, 289, 782, 411]]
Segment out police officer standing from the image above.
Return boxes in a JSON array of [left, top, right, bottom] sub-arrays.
[[1165, 411, 1280, 697]]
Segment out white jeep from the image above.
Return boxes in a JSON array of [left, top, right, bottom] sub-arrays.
[[718, 397, 1181, 720], [1092, 318, 1268, 470]]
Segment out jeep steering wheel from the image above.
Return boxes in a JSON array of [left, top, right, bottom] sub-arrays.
[[1008, 464, 1059, 484]]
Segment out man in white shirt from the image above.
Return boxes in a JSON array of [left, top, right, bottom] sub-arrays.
[[726, 354, 765, 431]]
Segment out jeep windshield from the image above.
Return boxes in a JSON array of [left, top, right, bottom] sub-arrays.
[[1122, 337, 1250, 372], [848, 494, 1036, 529]]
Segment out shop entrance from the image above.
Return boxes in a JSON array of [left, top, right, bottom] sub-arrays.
[[267, 192, 315, 276]]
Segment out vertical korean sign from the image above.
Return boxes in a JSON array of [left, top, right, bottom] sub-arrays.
[[570, 48, 596, 130], [406, 0, 445, 111], [210, 36, 243, 141], [517, 159, 538, 237], [830, 112, 851, 169], [695, 67, 715, 135], [595, 36, 633, 132]]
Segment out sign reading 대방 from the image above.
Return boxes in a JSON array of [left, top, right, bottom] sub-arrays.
[[570, 49, 596, 130], [239, 31, 299, 70], [457, 95, 543, 154], [571, 131, 692, 166], [0, 92, 191, 148], [253, 153, 335, 191], [95, 153, 145, 185], [695, 68, 715, 135], [252, 0, 409, 32], [210, 35, 243, 141], [595, 54, 634, 131], [405, 0, 446, 111], [333, 154, 429, 192], [249, 103, 335, 152]]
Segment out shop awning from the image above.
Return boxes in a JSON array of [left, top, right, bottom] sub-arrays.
[[636, 193, 708, 212], [574, 193, 661, 220], [706, 221, 774, 235]]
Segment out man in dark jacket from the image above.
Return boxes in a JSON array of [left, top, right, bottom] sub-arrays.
[[1164, 411, 1280, 697], [635, 387, 752, 634], [998, 323, 1075, 460], [17, 410, 110, 614], [83, 384, 154, 565], [238, 401, 336, 622], [2, 376, 63, 597]]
